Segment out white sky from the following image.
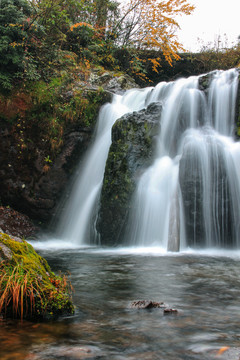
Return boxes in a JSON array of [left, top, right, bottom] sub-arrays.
[[176, 0, 240, 52]]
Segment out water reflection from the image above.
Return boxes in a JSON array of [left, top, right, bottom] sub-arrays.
[[1, 248, 240, 359]]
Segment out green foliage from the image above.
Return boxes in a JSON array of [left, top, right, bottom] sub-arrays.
[[0, 0, 191, 90], [0, 0, 32, 91], [35, 0, 70, 46], [67, 23, 97, 51], [0, 74, 109, 171], [4, 0, 237, 96]]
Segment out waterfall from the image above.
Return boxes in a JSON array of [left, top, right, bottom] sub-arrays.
[[58, 68, 239, 250], [128, 69, 240, 250], [57, 87, 153, 245]]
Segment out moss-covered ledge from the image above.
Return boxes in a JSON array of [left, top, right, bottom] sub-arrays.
[[0, 231, 74, 320]]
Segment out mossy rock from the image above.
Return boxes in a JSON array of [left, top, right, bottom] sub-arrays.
[[97, 102, 162, 245], [0, 232, 74, 320]]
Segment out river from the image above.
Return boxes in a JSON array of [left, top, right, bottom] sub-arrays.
[[1, 245, 240, 360]]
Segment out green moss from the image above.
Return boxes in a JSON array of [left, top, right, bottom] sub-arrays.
[[97, 104, 161, 245], [0, 232, 74, 320], [0, 233, 50, 274]]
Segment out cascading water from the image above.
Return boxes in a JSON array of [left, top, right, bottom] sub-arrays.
[[128, 68, 240, 250], [57, 87, 153, 245], [58, 68, 239, 250]]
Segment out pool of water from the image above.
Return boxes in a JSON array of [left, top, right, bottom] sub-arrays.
[[1, 245, 240, 360]]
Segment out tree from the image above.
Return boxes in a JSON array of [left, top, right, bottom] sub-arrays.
[[113, 0, 195, 66], [0, 0, 32, 90], [66, 0, 195, 76], [24, 0, 92, 79], [0, 0, 195, 91], [94, 0, 119, 38]]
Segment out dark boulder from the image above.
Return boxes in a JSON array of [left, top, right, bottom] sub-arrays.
[[130, 300, 168, 309], [163, 308, 178, 315], [0, 206, 37, 238], [96, 102, 162, 245]]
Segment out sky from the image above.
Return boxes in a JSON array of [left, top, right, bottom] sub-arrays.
[[176, 0, 240, 52]]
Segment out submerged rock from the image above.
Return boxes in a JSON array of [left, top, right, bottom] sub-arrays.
[[163, 308, 178, 315], [26, 344, 102, 360], [97, 102, 162, 245], [130, 300, 168, 309]]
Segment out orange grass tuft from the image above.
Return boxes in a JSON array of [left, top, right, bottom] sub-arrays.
[[0, 263, 74, 320], [0, 264, 43, 320]]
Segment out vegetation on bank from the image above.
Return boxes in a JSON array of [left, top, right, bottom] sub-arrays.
[[0, 232, 74, 320], [187, 37, 240, 74]]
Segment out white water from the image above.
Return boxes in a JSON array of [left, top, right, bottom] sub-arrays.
[[128, 69, 240, 250], [57, 87, 153, 244], [57, 68, 239, 250]]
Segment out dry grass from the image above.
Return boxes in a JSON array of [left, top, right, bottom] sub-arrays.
[[0, 264, 43, 320], [0, 262, 74, 320]]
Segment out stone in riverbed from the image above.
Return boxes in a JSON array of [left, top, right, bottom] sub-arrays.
[[163, 308, 178, 315], [130, 300, 168, 309], [26, 344, 102, 359]]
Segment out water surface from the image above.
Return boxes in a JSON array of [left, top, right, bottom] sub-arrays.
[[1, 246, 240, 359]]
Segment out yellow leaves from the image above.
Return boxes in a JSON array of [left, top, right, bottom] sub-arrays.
[[8, 23, 24, 28], [9, 42, 24, 48], [123, 0, 194, 68], [148, 57, 161, 72], [216, 346, 230, 356], [70, 22, 94, 32]]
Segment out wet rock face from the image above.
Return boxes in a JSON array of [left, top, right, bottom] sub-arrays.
[[0, 127, 94, 224], [96, 102, 162, 245]]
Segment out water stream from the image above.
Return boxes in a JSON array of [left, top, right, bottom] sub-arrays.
[[128, 69, 240, 250], [2, 247, 240, 360]]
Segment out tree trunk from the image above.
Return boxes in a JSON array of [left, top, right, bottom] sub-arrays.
[[95, 0, 108, 37]]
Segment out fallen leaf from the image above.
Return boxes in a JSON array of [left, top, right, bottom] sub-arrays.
[[217, 346, 230, 355]]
